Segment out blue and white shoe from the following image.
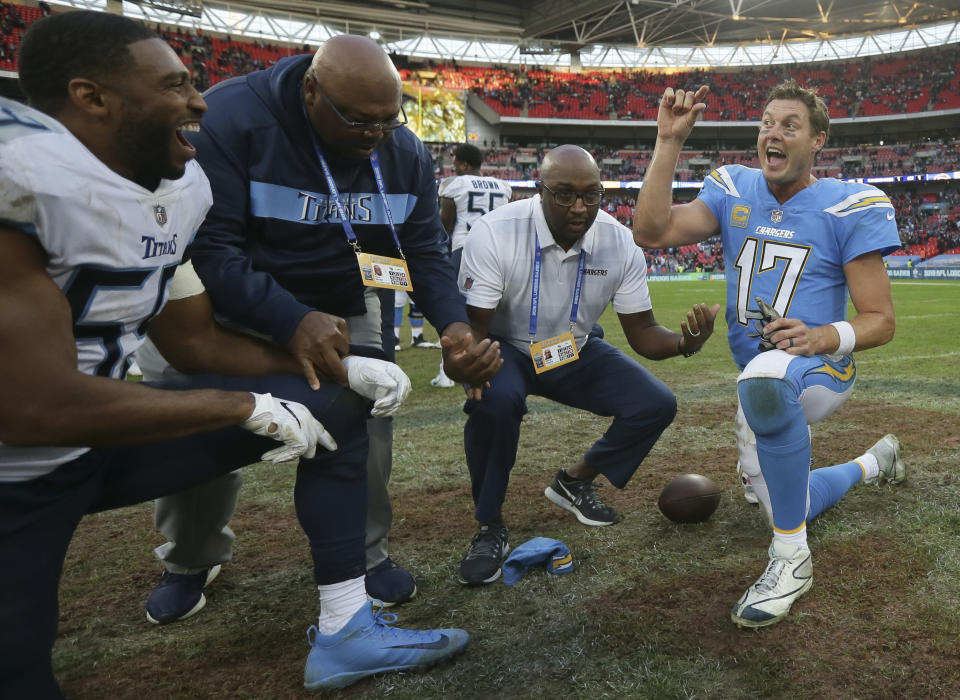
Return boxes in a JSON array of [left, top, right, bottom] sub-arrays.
[[303, 602, 469, 690], [145, 565, 221, 625], [731, 539, 812, 628], [365, 557, 417, 606]]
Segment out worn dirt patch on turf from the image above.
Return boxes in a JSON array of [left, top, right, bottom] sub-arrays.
[[588, 534, 960, 698]]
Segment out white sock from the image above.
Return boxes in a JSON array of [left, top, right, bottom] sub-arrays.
[[411, 329, 423, 340], [855, 453, 880, 482], [393, 327, 401, 338], [773, 525, 809, 551], [316, 575, 367, 635]]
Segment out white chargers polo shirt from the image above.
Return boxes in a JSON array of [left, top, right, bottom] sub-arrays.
[[459, 194, 652, 354]]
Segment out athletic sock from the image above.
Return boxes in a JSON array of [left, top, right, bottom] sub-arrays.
[[393, 305, 404, 334], [806, 461, 865, 520], [316, 575, 367, 635], [854, 453, 880, 482], [773, 525, 809, 551]]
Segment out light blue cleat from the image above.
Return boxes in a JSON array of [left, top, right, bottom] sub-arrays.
[[304, 602, 469, 690]]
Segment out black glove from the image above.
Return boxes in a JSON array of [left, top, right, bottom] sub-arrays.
[[744, 297, 780, 352]]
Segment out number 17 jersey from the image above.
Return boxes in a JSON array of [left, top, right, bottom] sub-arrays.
[[698, 165, 901, 369]]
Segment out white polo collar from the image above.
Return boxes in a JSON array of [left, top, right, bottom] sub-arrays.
[[532, 194, 596, 258]]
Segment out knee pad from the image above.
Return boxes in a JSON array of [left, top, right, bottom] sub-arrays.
[[734, 402, 761, 479]]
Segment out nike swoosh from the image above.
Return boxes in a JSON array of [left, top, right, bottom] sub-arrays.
[[886, 212, 895, 220], [387, 634, 450, 650], [279, 401, 302, 428]]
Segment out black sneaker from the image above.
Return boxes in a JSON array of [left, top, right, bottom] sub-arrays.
[[145, 565, 221, 624], [544, 470, 621, 526], [458, 525, 509, 585]]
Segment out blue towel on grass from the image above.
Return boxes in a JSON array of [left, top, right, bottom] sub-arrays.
[[502, 537, 573, 585]]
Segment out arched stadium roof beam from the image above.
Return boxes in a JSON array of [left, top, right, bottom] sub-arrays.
[[52, 0, 960, 67]]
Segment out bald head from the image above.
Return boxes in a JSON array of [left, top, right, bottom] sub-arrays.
[[304, 35, 404, 160], [311, 35, 401, 99], [537, 145, 604, 250], [540, 145, 600, 185]]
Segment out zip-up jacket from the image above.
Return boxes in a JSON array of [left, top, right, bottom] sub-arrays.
[[187, 54, 466, 345]]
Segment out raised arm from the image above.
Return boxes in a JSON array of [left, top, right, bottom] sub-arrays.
[[633, 86, 720, 249]]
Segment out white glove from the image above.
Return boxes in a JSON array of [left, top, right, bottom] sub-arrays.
[[241, 392, 338, 463], [342, 355, 412, 417]]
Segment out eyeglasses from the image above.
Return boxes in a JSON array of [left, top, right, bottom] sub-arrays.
[[308, 73, 408, 133], [539, 181, 604, 207]]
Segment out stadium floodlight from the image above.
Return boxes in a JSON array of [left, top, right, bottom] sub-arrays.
[[125, 0, 202, 18]]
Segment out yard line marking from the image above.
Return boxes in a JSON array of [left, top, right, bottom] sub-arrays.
[[871, 351, 960, 364], [899, 313, 960, 319]]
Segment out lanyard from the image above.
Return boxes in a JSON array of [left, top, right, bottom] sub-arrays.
[[304, 107, 405, 258], [528, 237, 586, 343]]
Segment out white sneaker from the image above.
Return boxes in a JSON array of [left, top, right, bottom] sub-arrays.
[[731, 539, 813, 628], [864, 434, 906, 485], [430, 370, 455, 388], [736, 461, 759, 504], [411, 336, 441, 349]]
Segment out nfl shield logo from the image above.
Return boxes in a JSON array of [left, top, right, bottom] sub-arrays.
[[464, 276, 474, 290], [154, 205, 168, 226], [770, 209, 783, 223]]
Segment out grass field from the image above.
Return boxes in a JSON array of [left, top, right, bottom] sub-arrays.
[[56, 280, 960, 699]]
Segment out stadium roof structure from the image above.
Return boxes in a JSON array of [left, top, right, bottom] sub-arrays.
[[56, 0, 960, 67]]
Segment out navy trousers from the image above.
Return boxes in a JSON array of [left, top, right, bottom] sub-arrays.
[[463, 337, 677, 523], [0, 373, 369, 699]]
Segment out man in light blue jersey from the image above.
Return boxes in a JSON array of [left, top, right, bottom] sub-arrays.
[[633, 80, 906, 628]]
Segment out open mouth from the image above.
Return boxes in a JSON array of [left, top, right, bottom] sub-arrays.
[[765, 146, 786, 167], [174, 122, 200, 156]]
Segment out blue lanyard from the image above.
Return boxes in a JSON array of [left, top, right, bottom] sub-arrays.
[[529, 237, 586, 343], [304, 106, 405, 258]]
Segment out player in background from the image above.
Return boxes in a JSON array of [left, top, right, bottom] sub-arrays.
[[393, 291, 441, 350], [0, 13, 466, 695], [431, 144, 513, 387], [632, 81, 906, 629]]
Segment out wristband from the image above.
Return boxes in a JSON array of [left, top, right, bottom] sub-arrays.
[[829, 321, 856, 355]]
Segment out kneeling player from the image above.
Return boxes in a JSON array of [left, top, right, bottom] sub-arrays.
[[633, 81, 905, 628]]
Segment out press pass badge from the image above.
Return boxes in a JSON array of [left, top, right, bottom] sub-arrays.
[[356, 252, 413, 291], [527, 238, 585, 374], [529, 331, 579, 374]]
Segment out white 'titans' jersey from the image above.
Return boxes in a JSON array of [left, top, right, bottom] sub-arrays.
[[697, 165, 901, 369], [438, 173, 512, 251], [0, 98, 212, 480]]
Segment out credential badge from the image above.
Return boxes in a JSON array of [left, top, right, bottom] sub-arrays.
[[770, 209, 783, 223], [154, 205, 168, 226]]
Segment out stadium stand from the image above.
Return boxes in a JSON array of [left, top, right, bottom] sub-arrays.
[[5, 1, 959, 273]]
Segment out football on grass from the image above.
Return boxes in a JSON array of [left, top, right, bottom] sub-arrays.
[[657, 473, 721, 524]]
